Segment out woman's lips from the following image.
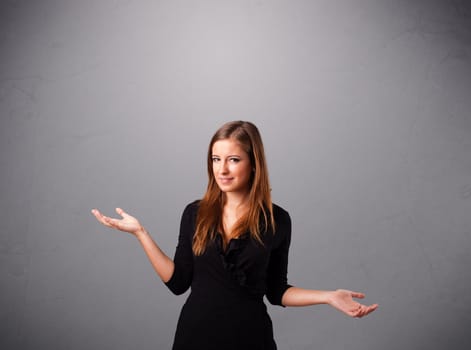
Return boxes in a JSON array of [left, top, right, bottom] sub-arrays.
[[218, 177, 234, 185]]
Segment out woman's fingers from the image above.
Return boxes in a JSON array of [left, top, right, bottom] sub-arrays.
[[348, 291, 378, 318], [92, 207, 142, 235], [367, 304, 379, 315], [354, 304, 366, 317], [115, 207, 130, 218], [91, 209, 108, 225], [354, 303, 379, 318], [331, 290, 378, 318], [91, 208, 119, 229], [350, 291, 365, 299]]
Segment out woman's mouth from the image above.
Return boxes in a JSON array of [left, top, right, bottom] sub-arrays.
[[218, 177, 234, 185]]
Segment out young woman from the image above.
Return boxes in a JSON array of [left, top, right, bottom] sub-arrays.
[[92, 120, 378, 349]]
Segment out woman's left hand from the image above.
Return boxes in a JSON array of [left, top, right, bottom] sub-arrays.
[[328, 289, 378, 318]]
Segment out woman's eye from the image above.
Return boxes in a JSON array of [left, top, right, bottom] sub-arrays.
[[229, 158, 240, 163], [212, 157, 220, 162]]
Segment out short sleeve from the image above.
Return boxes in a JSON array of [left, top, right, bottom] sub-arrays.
[[265, 207, 293, 306], [164, 202, 197, 295]]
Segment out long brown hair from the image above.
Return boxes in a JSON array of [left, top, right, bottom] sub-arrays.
[[193, 121, 275, 255]]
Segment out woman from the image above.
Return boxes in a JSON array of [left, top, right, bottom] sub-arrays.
[[92, 120, 378, 349]]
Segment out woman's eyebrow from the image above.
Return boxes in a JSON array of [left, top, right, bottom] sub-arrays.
[[211, 154, 242, 158]]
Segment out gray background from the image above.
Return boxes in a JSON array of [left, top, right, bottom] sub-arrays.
[[1, 0, 471, 349]]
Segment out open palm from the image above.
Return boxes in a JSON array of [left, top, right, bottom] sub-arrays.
[[329, 289, 378, 318], [91, 207, 143, 235]]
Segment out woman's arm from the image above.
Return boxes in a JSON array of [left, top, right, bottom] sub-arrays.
[[91, 208, 174, 282], [134, 228, 175, 282], [282, 287, 378, 318]]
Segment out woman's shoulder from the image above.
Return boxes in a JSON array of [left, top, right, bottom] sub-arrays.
[[271, 202, 291, 225], [181, 200, 202, 217], [269, 203, 291, 242], [272, 202, 290, 217], [179, 200, 201, 229]]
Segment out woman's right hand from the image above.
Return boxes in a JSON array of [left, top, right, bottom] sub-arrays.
[[91, 207, 144, 236], [327, 289, 378, 318]]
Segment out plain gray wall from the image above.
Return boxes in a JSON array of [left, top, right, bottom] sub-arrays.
[[1, 0, 471, 349]]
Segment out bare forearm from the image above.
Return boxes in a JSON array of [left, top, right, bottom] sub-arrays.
[[281, 287, 379, 318], [281, 287, 331, 307], [135, 228, 174, 282]]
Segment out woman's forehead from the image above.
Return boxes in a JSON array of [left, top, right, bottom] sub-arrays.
[[212, 139, 247, 155]]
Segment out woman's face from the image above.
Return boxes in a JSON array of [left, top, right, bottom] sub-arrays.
[[211, 138, 252, 196]]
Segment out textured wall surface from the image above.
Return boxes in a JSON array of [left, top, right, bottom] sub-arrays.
[[1, 1, 471, 349]]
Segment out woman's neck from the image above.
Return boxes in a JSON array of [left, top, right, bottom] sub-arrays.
[[224, 191, 249, 212]]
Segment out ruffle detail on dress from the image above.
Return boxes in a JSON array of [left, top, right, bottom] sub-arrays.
[[215, 234, 249, 287]]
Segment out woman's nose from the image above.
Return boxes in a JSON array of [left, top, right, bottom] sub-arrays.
[[219, 161, 229, 174]]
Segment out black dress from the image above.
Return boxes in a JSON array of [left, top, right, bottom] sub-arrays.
[[165, 201, 292, 350]]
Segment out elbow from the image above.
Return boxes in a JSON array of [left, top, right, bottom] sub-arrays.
[[167, 285, 190, 296], [163, 270, 192, 295], [266, 294, 281, 306], [266, 285, 293, 307]]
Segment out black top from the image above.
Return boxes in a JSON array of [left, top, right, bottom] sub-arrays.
[[165, 200, 292, 350]]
